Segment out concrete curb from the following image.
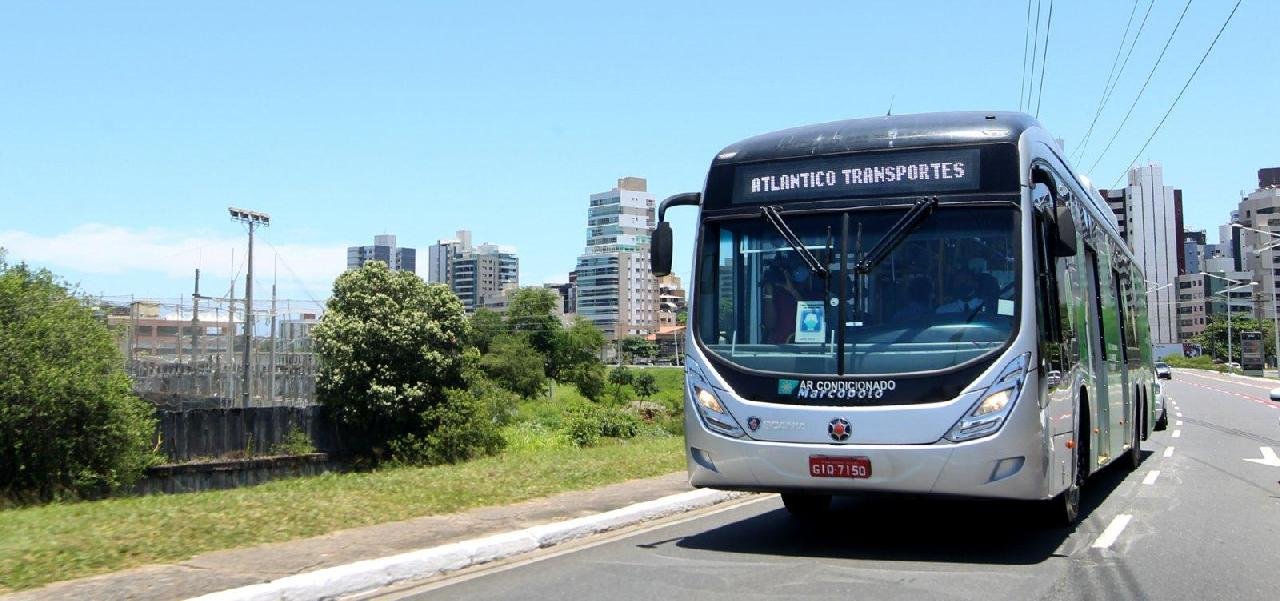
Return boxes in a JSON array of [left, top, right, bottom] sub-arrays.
[[187, 488, 745, 601]]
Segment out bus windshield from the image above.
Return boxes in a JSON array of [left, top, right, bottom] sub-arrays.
[[694, 205, 1020, 376]]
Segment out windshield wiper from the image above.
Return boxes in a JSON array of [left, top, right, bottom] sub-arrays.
[[761, 205, 829, 278], [855, 197, 938, 274]]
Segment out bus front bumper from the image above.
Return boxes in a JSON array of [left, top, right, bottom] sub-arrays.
[[685, 412, 1050, 501]]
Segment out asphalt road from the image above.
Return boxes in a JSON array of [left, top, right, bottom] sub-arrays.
[[380, 369, 1280, 601]]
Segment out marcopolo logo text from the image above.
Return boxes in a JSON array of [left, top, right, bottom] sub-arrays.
[[794, 379, 897, 400]]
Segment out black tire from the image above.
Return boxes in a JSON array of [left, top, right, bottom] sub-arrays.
[[1154, 409, 1169, 431], [1045, 432, 1084, 527], [1125, 396, 1143, 470], [781, 493, 831, 518]]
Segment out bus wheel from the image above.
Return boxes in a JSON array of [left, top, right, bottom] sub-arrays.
[[781, 493, 831, 518], [1046, 443, 1083, 527], [1126, 399, 1143, 470]]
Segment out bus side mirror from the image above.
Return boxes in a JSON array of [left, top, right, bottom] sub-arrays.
[[649, 192, 701, 277], [651, 221, 673, 277], [1053, 206, 1077, 257]]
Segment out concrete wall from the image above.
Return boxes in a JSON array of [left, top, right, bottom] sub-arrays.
[[155, 405, 346, 462]]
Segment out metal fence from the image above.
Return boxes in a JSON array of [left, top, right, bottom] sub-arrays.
[[96, 295, 326, 408]]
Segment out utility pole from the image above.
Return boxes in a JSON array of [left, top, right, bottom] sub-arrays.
[[268, 268, 278, 405], [191, 269, 202, 365], [230, 207, 270, 406]]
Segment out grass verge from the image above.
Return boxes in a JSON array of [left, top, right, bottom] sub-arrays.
[[0, 436, 684, 592]]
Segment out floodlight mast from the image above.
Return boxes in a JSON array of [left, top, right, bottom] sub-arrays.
[[229, 207, 270, 406]]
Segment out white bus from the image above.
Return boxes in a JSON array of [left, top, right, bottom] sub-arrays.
[[650, 112, 1158, 524]]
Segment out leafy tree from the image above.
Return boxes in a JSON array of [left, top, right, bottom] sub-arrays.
[[480, 335, 548, 398], [551, 317, 606, 381], [505, 288, 562, 357], [609, 365, 634, 387], [565, 361, 606, 401], [619, 335, 657, 364], [313, 262, 469, 458], [1192, 314, 1273, 363], [467, 308, 505, 354], [0, 254, 158, 500], [608, 365, 634, 403], [675, 309, 688, 325], [633, 372, 658, 400]]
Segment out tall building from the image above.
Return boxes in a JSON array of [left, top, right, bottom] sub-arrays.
[[657, 273, 686, 327], [574, 176, 658, 340], [347, 234, 417, 273], [1103, 163, 1183, 346], [427, 230, 472, 284], [1232, 168, 1280, 321], [451, 242, 519, 311], [1183, 230, 1207, 275]]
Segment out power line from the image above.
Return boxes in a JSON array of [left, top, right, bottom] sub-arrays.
[[1024, 0, 1044, 112], [1073, 0, 1147, 162], [1019, 0, 1034, 111], [1086, 0, 1195, 175], [1034, 0, 1055, 118], [1111, 0, 1245, 187]]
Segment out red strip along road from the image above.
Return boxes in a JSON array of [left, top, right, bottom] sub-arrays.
[[1178, 371, 1280, 410]]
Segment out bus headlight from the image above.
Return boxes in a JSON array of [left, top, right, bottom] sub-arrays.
[[946, 353, 1030, 442], [690, 384, 745, 438]]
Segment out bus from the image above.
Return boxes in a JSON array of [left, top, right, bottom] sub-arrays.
[[650, 112, 1156, 525]]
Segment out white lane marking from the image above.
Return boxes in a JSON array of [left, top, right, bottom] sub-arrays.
[[1243, 447, 1280, 467], [1163, 447, 1174, 458], [1176, 420, 1183, 426], [1142, 470, 1161, 485], [1092, 514, 1134, 549], [1172, 430, 1181, 438], [1176, 412, 1183, 417]]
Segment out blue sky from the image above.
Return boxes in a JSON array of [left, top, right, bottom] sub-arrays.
[[1, 0, 1275, 305]]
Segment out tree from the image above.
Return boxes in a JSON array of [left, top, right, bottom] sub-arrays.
[[633, 372, 658, 400], [480, 335, 548, 398], [608, 365, 634, 404], [565, 362, 607, 401], [551, 317, 606, 381], [619, 335, 658, 364], [1193, 314, 1274, 363], [467, 308, 505, 353], [0, 255, 158, 500], [313, 262, 469, 458], [505, 288, 563, 357]]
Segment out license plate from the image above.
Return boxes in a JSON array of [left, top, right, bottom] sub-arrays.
[[808, 455, 872, 479]]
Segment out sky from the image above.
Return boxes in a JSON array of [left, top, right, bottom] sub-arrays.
[[1, 0, 1276, 308]]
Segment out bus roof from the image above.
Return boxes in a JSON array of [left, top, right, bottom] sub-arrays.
[[713, 111, 1041, 166]]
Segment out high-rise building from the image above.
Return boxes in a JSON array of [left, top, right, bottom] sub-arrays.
[[1183, 230, 1207, 275], [347, 234, 417, 273], [427, 230, 472, 284], [574, 176, 658, 340], [657, 273, 686, 328], [1233, 171, 1280, 321], [451, 242, 519, 312], [425, 230, 518, 312], [1103, 163, 1183, 346]]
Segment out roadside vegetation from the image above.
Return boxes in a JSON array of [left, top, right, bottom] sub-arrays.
[[0, 436, 683, 592], [1159, 354, 1242, 373], [0, 251, 160, 503], [0, 258, 691, 591]]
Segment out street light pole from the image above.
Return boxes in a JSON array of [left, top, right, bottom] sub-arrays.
[[230, 207, 270, 406], [1217, 282, 1258, 367]]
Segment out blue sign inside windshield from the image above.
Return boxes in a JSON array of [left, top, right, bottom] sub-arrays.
[[732, 148, 981, 204]]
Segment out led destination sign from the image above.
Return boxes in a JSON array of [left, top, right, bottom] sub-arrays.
[[733, 148, 981, 204]]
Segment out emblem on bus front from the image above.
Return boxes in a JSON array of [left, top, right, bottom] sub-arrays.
[[828, 418, 851, 442]]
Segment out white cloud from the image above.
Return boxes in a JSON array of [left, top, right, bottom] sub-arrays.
[[0, 224, 346, 300]]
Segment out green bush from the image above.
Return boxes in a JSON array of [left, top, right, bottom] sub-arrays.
[[388, 381, 511, 465], [480, 335, 548, 399], [564, 413, 601, 447], [1160, 354, 1230, 372], [0, 258, 159, 501], [313, 262, 468, 459], [270, 426, 316, 456]]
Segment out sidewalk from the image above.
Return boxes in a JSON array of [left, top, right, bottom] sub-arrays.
[[1, 472, 699, 601]]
